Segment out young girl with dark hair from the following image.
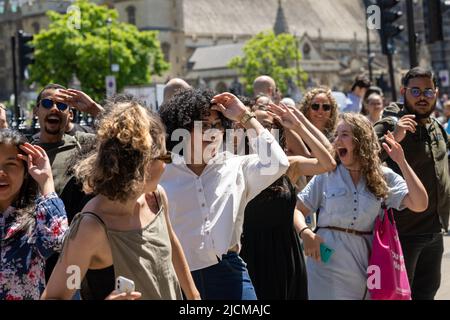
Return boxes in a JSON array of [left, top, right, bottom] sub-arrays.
[[0, 129, 68, 300]]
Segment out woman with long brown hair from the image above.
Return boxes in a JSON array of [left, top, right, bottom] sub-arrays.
[[295, 113, 428, 299]]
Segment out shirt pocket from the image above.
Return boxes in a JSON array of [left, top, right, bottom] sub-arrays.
[[358, 192, 382, 221], [323, 187, 348, 215]]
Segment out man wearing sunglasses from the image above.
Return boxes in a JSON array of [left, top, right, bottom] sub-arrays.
[[32, 83, 97, 284], [374, 67, 450, 300]]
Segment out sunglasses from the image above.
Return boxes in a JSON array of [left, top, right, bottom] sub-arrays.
[[405, 87, 436, 99], [201, 121, 224, 132], [40, 99, 69, 111], [154, 152, 172, 164], [311, 103, 332, 112]]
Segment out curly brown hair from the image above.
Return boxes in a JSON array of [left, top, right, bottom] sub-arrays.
[[74, 95, 166, 202], [336, 113, 389, 199], [299, 87, 338, 138]]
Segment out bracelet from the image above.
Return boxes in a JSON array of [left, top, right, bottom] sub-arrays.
[[239, 111, 256, 125], [299, 226, 311, 239]]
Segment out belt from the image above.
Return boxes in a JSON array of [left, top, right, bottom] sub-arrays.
[[320, 226, 372, 236]]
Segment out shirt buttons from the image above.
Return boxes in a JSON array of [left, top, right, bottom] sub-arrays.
[[354, 200, 357, 203], [353, 208, 357, 211], [354, 192, 357, 195], [353, 217, 357, 220], [198, 189, 202, 192], [202, 203, 206, 207]]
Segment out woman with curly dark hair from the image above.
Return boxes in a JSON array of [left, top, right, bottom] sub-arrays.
[[159, 89, 289, 300], [295, 113, 428, 299], [42, 96, 199, 300]]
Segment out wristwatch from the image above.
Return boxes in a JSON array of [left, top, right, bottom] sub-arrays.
[[239, 111, 256, 125]]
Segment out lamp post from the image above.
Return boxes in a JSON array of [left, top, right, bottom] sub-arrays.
[[106, 17, 112, 73], [365, 18, 375, 82]]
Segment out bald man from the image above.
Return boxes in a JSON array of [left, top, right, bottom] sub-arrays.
[[163, 78, 191, 104], [253, 75, 281, 104]]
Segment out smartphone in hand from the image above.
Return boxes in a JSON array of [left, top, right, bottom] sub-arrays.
[[115, 276, 135, 294], [320, 243, 335, 263]]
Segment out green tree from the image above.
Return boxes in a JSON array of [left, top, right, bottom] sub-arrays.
[[228, 31, 307, 96], [29, 0, 169, 101]]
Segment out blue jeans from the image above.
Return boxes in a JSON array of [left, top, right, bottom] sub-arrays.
[[191, 252, 257, 300]]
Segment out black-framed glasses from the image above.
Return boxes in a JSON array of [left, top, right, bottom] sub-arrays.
[[40, 99, 69, 111], [154, 152, 172, 164], [405, 87, 436, 99], [311, 103, 332, 112]]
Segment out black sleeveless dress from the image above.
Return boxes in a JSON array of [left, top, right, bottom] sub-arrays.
[[240, 175, 308, 300]]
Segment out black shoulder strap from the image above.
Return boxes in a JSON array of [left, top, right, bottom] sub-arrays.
[[58, 211, 108, 262], [81, 211, 107, 227]]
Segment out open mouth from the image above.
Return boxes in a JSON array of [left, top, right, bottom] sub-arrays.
[[0, 182, 9, 191], [416, 101, 429, 108], [46, 115, 61, 125], [337, 147, 348, 158]]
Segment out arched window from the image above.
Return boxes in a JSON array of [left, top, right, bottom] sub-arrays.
[[161, 42, 170, 62], [303, 43, 311, 60], [126, 6, 136, 25]]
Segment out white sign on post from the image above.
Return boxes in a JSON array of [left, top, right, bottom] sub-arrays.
[[111, 64, 120, 72], [123, 86, 157, 112], [106, 75, 116, 98]]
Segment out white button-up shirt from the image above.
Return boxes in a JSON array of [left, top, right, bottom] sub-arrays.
[[160, 129, 289, 271]]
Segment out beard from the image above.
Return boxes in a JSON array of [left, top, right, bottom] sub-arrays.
[[44, 126, 62, 135], [403, 94, 436, 120]]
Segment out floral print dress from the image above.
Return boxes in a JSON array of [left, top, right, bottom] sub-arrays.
[[0, 192, 68, 300]]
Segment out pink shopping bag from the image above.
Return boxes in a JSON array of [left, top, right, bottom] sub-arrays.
[[368, 208, 411, 300]]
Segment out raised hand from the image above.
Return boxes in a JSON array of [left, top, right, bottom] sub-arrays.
[[382, 131, 406, 165], [392, 114, 417, 143], [54, 89, 103, 116], [210, 92, 247, 122], [17, 143, 54, 195], [266, 102, 301, 130]]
